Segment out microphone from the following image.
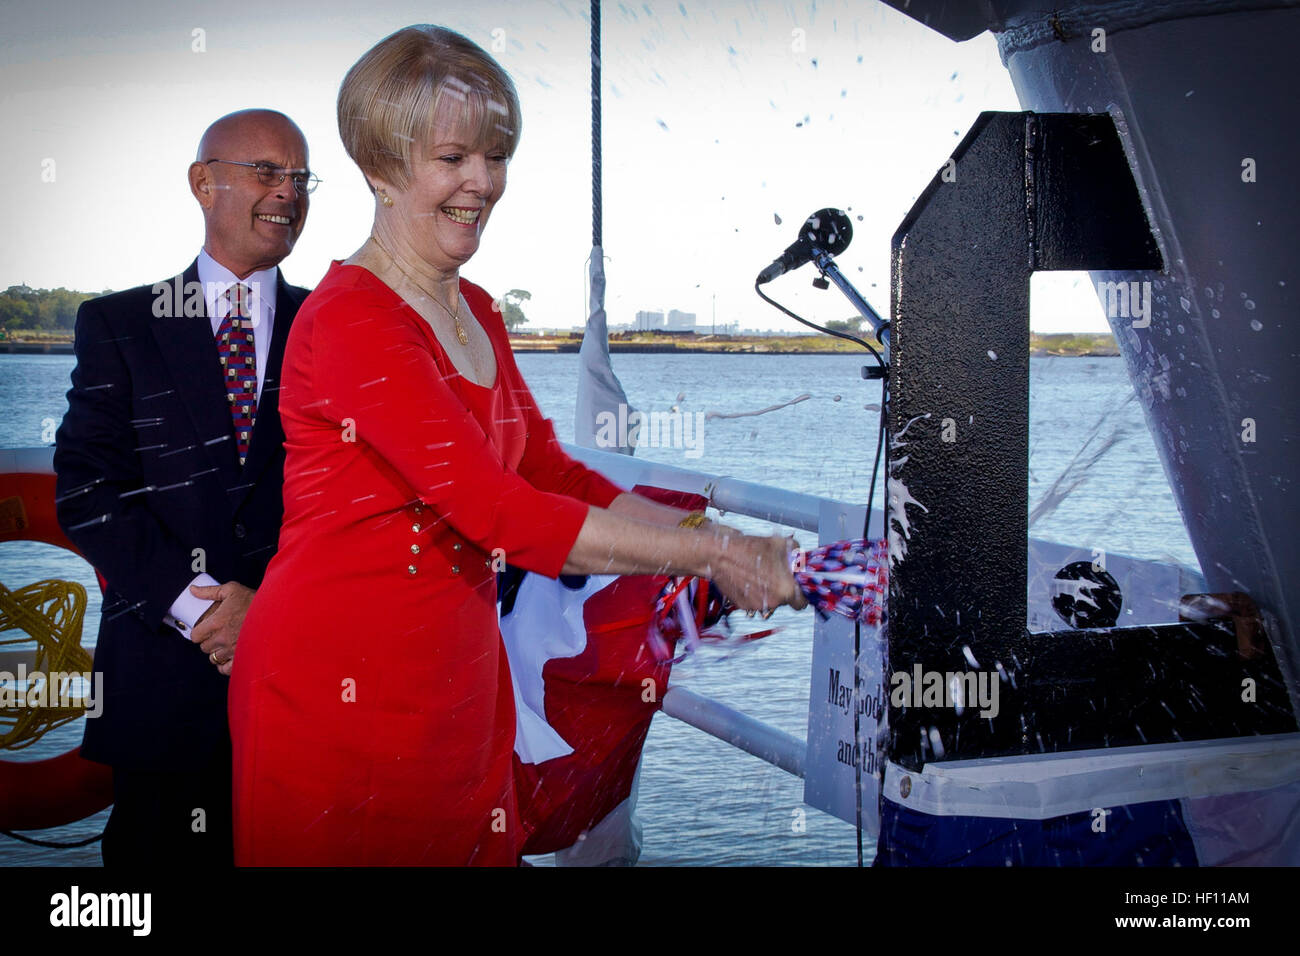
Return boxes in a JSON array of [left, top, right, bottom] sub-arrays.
[[756, 208, 852, 284]]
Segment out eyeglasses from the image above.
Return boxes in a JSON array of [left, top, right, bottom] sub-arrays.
[[204, 159, 321, 195]]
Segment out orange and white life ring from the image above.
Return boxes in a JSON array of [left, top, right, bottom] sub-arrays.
[[0, 448, 113, 832]]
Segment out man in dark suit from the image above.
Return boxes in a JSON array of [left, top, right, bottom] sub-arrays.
[[54, 109, 314, 866]]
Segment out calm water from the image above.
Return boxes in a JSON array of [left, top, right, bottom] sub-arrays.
[[0, 352, 1197, 866]]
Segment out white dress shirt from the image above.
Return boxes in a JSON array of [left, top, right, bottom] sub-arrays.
[[198, 248, 278, 402], [164, 250, 280, 640]]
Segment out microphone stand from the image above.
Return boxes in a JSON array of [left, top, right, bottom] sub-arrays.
[[808, 245, 888, 871], [756, 235, 890, 868], [811, 247, 890, 364]]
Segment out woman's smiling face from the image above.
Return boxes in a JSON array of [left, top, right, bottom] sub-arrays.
[[386, 124, 509, 275]]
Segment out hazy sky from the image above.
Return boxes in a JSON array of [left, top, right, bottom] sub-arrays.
[[0, 0, 1106, 331]]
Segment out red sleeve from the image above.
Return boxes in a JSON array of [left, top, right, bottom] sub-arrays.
[[462, 281, 625, 510], [307, 278, 591, 579], [515, 406, 625, 508]]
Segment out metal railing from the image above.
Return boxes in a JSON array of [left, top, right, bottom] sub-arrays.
[[563, 443, 844, 533], [564, 442, 849, 776]]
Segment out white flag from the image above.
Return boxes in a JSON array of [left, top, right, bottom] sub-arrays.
[[575, 247, 637, 454]]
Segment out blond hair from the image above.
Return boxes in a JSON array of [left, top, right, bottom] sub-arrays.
[[338, 25, 521, 192]]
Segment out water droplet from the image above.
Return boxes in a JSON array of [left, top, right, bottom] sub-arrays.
[[1179, 297, 1191, 312], [1244, 299, 1256, 310], [987, 350, 998, 360], [1250, 319, 1263, 331], [1211, 309, 1220, 319], [928, 727, 946, 759]]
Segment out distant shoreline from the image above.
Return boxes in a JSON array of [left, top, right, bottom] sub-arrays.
[[0, 332, 1121, 358]]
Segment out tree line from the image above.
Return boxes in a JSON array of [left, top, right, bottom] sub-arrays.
[[0, 285, 534, 335], [0, 285, 105, 332]]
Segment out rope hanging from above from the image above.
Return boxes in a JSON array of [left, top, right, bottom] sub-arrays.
[[591, 0, 602, 249]]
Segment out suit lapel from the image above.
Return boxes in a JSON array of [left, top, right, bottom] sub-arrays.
[[149, 261, 244, 492], [235, 274, 305, 503]]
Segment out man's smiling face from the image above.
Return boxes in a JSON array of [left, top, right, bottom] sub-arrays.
[[190, 110, 310, 278]]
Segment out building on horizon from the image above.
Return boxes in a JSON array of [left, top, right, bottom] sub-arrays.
[[666, 309, 696, 332]]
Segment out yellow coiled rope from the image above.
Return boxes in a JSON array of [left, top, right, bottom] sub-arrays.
[[0, 579, 92, 750]]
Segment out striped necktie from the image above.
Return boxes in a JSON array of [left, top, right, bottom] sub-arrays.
[[216, 283, 258, 467]]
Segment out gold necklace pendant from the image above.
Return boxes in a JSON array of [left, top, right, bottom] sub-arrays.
[[370, 234, 468, 345], [453, 309, 469, 346]]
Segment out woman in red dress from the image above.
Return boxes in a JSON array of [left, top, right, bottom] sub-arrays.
[[228, 25, 802, 865]]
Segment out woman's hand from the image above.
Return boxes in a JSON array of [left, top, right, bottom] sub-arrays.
[[704, 530, 807, 613]]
